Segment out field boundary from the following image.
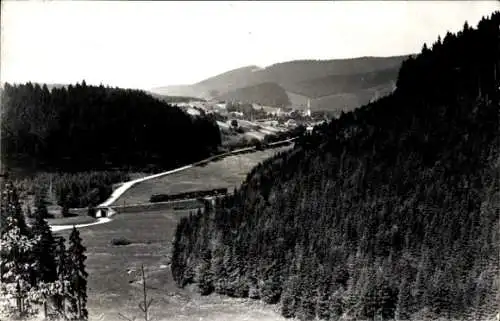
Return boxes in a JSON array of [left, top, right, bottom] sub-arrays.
[[111, 198, 204, 213]]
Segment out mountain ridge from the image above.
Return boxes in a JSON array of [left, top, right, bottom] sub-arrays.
[[151, 55, 410, 112]]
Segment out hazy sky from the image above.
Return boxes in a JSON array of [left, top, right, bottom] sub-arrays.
[[1, 1, 498, 90]]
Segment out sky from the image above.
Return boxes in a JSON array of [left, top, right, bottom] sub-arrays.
[[1, 1, 498, 90]]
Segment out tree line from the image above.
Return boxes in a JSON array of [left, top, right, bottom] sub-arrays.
[[14, 171, 130, 210], [0, 181, 88, 320], [171, 12, 500, 321], [1, 81, 222, 172]]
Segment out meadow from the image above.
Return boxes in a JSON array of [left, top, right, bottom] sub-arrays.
[[47, 146, 293, 320], [54, 209, 286, 321], [113, 146, 291, 206]]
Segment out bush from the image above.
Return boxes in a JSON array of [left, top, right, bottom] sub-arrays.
[[150, 188, 228, 203], [61, 204, 71, 217], [110, 238, 132, 246], [87, 206, 96, 218]]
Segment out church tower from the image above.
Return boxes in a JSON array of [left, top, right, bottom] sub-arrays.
[[305, 98, 311, 117]]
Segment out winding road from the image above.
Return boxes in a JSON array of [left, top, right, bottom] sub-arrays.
[[48, 164, 194, 232], [50, 217, 113, 232], [49, 138, 297, 232]]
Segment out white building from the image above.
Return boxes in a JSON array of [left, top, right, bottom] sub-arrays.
[[304, 99, 311, 117], [229, 111, 244, 118], [285, 119, 297, 127]]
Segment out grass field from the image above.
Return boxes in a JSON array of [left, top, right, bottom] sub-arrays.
[[114, 146, 291, 206], [46, 215, 97, 226], [54, 209, 286, 321]]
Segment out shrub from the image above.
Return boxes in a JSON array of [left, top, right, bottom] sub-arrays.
[[87, 206, 96, 218], [61, 204, 71, 217], [110, 238, 132, 246]]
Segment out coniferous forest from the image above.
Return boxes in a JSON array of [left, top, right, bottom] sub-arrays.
[[1, 82, 222, 172], [172, 12, 500, 321]]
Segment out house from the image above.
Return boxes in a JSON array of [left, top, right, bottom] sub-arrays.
[[229, 111, 244, 118], [96, 207, 112, 218], [285, 119, 297, 127]]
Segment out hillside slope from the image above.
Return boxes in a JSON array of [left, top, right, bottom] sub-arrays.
[[151, 65, 262, 98], [216, 82, 290, 107], [283, 66, 399, 98], [171, 12, 500, 321], [151, 56, 408, 111]]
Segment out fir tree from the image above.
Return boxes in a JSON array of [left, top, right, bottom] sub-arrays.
[[395, 277, 413, 321], [0, 182, 37, 317], [34, 189, 50, 219], [31, 210, 57, 284], [0, 216, 37, 317], [0, 181, 29, 235], [54, 237, 69, 313], [62, 202, 71, 218], [196, 250, 214, 295], [67, 227, 88, 320], [26, 206, 33, 219]]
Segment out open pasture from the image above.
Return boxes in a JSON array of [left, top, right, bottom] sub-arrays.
[[114, 146, 291, 206], [54, 209, 285, 321]]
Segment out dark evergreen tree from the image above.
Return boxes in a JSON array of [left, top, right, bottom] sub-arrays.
[[62, 202, 71, 218], [0, 181, 29, 235], [67, 227, 88, 320], [54, 236, 69, 313], [31, 210, 58, 285], [0, 180, 35, 317], [196, 250, 214, 295], [87, 205, 96, 218], [34, 189, 50, 219], [26, 206, 33, 219]]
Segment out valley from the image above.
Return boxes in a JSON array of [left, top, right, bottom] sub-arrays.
[[1, 3, 499, 321], [49, 144, 293, 321], [150, 56, 407, 114]]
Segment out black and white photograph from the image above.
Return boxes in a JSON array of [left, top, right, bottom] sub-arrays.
[[0, 1, 499, 320]]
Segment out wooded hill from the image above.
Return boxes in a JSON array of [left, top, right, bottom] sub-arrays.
[[217, 82, 291, 107], [171, 12, 500, 321], [1, 82, 221, 172], [151, 56, 407, 112]]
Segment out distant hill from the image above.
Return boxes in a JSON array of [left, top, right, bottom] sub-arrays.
[[216, 82, 290, 107], [148, 92, 206, 104], [151, 55, 408, 112], [284, 66, 399, 98], [151, 84, 201, 98]]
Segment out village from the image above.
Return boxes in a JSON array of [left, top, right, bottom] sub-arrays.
[[174, 98, 322, 136]]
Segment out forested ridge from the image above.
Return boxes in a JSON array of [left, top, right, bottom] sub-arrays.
[[1, 82, 221, 172], [172, 12, 500, 321]]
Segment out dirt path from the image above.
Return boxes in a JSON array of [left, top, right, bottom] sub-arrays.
[[50, 216, 113, 232]]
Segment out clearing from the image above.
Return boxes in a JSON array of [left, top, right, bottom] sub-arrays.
[[54, 209, 286, 321]]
